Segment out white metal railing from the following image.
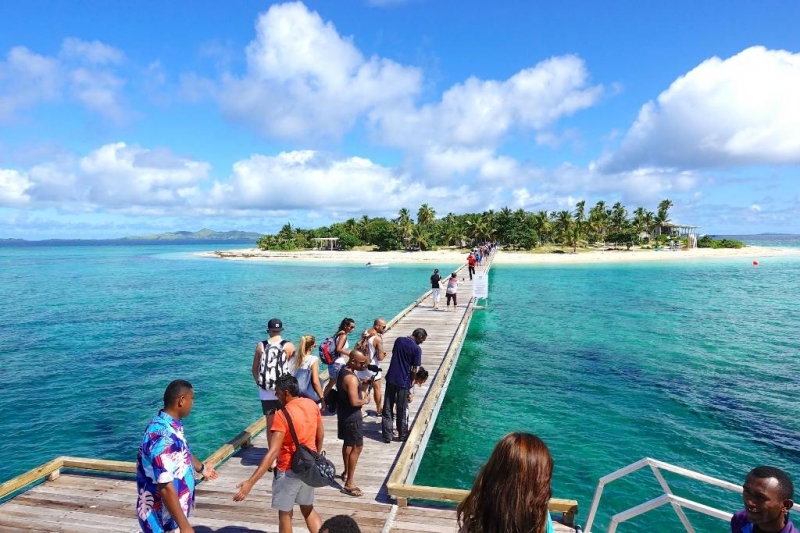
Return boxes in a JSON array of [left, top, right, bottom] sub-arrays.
[[583, 458, 743, 533]]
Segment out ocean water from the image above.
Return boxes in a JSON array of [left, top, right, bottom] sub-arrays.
[[416, 235, 800, 532], [1, 236, 799, 533], [0, 243, 458, 485]]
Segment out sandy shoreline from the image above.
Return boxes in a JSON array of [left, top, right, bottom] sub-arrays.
[[196, 245, 800, 265]]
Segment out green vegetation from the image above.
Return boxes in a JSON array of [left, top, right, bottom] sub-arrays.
[[257, 199, 688, 251], [697, 235, 745, 249]]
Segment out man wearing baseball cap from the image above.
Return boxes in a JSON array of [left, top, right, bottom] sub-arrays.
[[252, 317, 295, 468]]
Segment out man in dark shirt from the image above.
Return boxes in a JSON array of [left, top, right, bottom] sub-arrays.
[[731, 465, 797, 533], [337, 350, 368, 497], [381, 328, 427, 443]]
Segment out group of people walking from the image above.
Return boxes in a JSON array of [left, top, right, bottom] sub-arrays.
[[135, 314, 430, 533]]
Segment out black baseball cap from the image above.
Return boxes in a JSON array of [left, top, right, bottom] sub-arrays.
[[267, 318, 283, 332]]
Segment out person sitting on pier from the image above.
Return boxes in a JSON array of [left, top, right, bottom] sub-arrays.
[[732, 466, 796, 533], [457, 432, 555, 533], [234, 375, 325, 533], [337, 349, 369, 497], [382, 328, 427, 443], [136, 379, 219, 533]]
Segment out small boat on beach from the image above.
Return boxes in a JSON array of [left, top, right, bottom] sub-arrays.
[[366, 261, 389, 267]]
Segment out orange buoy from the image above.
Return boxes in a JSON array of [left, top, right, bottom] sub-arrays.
[[753, 260, 759, 266]]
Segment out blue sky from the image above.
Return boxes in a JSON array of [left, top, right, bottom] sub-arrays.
[[1, 0, 799, 239]]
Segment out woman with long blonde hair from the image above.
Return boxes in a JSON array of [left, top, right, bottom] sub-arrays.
[[457, 432, 554, 533], [290, 335, 326, 410]]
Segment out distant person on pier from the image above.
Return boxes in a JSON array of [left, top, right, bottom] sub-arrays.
[[445, 273, 458, 311], [337, 349, 369, 497], [355, 318, 388, 416], [430, 268, 443, 310], [457, 432, 555, 533], [136, 379, 219, 533], [253, 318, 295, 468], [467, 253, 476, 280], [731, 466, 797, 533], [322, 318, 356, 399], [382, 328, 427, 443], [234, 375, 325, 533]]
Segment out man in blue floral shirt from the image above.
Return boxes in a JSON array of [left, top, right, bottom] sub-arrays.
[[136, 379, 219, 533]]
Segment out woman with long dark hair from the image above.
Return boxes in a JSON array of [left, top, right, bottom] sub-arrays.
[[322, 317, 356, 398], [457, 432, 554, 533]]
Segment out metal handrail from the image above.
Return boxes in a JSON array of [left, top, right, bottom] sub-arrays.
[[583, 458, 743, 533]]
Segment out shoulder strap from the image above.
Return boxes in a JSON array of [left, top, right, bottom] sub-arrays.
[[279, 406, 301, 447]]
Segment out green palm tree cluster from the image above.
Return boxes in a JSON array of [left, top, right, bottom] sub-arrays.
[[256, 199, 675, 252]]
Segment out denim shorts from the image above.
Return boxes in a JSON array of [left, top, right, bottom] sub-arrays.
[[328, 363, 342, 380]]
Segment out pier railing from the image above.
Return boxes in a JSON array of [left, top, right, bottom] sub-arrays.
[[583, 457, 747, 532], [0, 416, 266, 502], [384, 253, 579, 525]]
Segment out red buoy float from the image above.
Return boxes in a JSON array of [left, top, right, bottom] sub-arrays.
[[753, 260, 759, 266]]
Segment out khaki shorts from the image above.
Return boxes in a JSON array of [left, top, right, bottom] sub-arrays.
[[271, 469, 315, 511]]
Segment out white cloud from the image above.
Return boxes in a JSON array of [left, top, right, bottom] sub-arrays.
[[60, 38, 125, 65], [371, 54, 603, 180], [0, 39, 129, 123], [79, 143, 210, 207], [0, 46, 61, 121], [207, 149, 480, 215], [0, 169, 32, 205], [69, 68, 127, 122], [217, 1, 422, 140], [601, 46, 800, 172]]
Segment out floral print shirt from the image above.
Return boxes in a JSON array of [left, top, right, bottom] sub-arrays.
[[136, 410, 196, 533]]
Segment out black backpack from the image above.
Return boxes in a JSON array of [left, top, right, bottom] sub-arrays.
[[257, 339, 290, 391]]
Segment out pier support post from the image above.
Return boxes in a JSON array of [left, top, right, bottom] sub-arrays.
[[47, 469, 61, 482], [241, 438, 254, 449], [397, 497, 408, 508]]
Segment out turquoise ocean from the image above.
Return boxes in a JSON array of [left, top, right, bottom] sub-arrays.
[[1, 235, 799, 532]]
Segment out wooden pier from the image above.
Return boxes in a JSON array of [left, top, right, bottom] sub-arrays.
[[0, 255, 578, 532]]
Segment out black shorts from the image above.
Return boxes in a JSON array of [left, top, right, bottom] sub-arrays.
[[261, 399, 280, 415], [338, 416, 363, 447]]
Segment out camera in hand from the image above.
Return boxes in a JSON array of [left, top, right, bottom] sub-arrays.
[[367, 364, 381, 373]]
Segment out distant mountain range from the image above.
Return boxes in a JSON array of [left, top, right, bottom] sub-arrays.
[[1, 229, 263, 244], [122, 229, 263, 241]]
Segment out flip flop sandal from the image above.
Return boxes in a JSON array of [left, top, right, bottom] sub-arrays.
[[341, 486, 363, 497]]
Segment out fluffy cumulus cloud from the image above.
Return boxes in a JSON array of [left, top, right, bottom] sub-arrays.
[[79, 143, 210, 207], [217, 1, 422, 140], [0, 143, 210, 211], [371, 54, 603, 179], [0, 169, 33, 205], [0, 38, 127, 123], [600, 46, 800, 172], [0, 47, 61, 121], [206, 149, 481, 215]]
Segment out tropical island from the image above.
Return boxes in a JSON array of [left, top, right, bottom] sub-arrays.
[[255, 199, 743, 252]]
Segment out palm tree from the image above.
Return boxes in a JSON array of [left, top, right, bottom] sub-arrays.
[[357, 215, 371, 243], [532, 211, 552, 244], [573, 200, 586, 251], [409, 224, 430, 251], [655, 199, 674, 240], [554, 210, 573, 246], [417, 204, 436, 227], [589, 201, 608, 244]]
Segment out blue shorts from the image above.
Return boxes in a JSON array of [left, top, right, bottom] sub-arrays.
[[328, 363, 342, 380]]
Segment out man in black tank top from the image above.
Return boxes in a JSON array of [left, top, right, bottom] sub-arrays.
[[336, 350, 368, 497]]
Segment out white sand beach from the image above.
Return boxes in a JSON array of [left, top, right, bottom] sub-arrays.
[[197, 245, 800, 265]]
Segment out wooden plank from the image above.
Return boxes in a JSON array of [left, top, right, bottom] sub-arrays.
[[0, 457, 63, 499]]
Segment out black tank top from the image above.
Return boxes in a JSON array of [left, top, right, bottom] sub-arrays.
[[336, 367, 362, 422]]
